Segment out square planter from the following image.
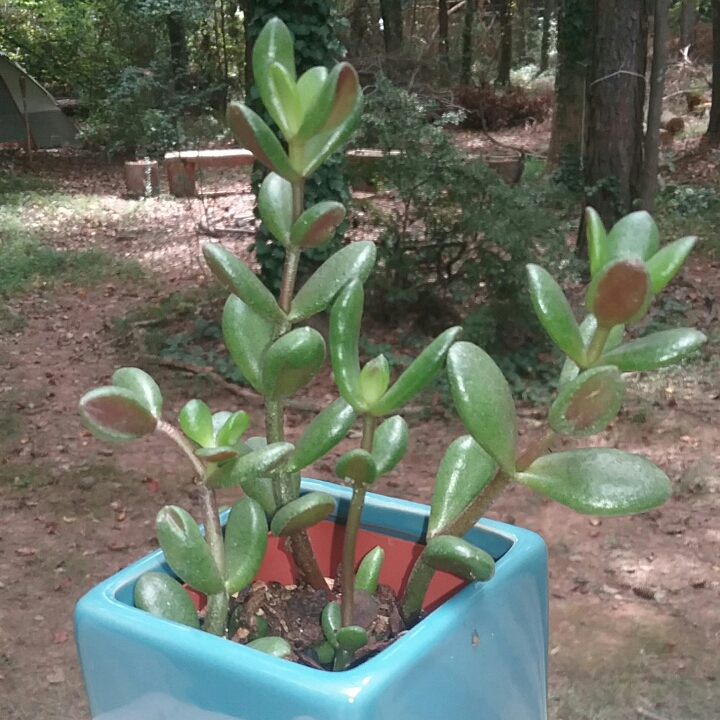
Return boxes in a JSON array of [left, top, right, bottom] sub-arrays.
[[75, 479, 549, 720]]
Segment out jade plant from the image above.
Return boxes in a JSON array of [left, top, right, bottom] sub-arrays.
[[78, 18, 707, 669]]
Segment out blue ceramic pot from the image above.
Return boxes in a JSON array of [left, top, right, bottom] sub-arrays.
[[75, 479, 548, 720]]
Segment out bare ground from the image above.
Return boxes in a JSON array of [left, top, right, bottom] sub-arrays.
[[0, 149, 718, 720]]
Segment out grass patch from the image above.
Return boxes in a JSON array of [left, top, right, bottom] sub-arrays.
[[0, 214, 145, 298], [655, 182, 720, 256], [0, 169, 54, 200]]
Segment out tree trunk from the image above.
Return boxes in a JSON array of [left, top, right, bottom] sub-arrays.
[[517, 0, 527, 62], [460, 0, 477, 84], [167, 12, 190, 91], [380, 0, 403, 53], [703, 0, 720, 146], [439, 0, 450, 80], [680, 0, 696, 49], [244, 0, 254, 91], [640, 0, 669, 212], [497, 0, 512, 85], [547, 0, 593, 170], [540, 0, 555, 72], [584, 0, 648, 231]]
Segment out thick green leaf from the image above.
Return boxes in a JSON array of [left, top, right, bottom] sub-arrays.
[[226, 102, 299, 181], [359, 355, 390, 407], [422, 536, 495, 582], [204, 243, 286, 325], [586, 258, 652, 328], [606, 211, 660, 262], [289, 241, 377, 322], [261, 327, 326, 400], [428, 436, 497, 539], [336, 625, 368, 653], [258, 173, 292, 246], [290, 201, 346, 249], [216, 411, 251, 447], [446, 341, 517, 475], [267, 61, 302, 138], [314, 640, 336, 665], [372, 327, 462, 416], [299, 87, 363, 178], [155, 506, 224, 595], [112, 368, 162, 419], [646, 236, 696, 294], [527, 264, 585, 365], [517, 448, 671, 515], [286, 398, 357, 472], [241, 476, 277, 516], [224, 497, 268, 595], [195, 446, 239, 462], [270, 491, 336, 536], [371, 415, 408, 476], [179, 399, 214, 448], [559, 316, 624, 386], [322, 600, 342, 647], [335, 449, 377, 486], [549, 366, 623, 438], [598, 328, 707, 371], [247, 636, 292, 658], [209, 442, 294, 489], [585, 207, 608, 277], [79, 386, 157, 442], [355, 546, 384, 595], [134, 572, 200, 629], [296, 66, 328, 117], [251, 18, 296, 138], [222, 295, 274, 394], [295, 63, 358, 143], [329, 279, 365, 410]]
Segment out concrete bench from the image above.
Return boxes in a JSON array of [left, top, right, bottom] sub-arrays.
[[164, 148, 396, 197], [165, 149, 255, 197]]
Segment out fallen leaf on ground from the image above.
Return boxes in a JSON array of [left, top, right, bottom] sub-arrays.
[[15, 547, 36, 557], [52, 632, 69, 644]]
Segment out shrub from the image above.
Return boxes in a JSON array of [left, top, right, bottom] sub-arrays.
[[454, 83, 552, 131], [353, 78, 562, 350]]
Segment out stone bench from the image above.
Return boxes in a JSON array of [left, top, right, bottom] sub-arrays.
[[164, 148, 396, 198]]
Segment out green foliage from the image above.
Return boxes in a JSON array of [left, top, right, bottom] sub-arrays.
[[352, 78, 560, 348], [656, 184, 720, 256], [0, 223, 144, 298], [247, 0, 351, 292]]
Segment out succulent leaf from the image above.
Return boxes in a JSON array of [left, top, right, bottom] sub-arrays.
[[286, 398, 357, 473], [606, 210, 660, 262], [155, 506, 225, 595], [247, 636, 293, 658], [208, 442, 294, 489], [428, 436, 497, 539], [329, 279, 365, 410], [371, 415, 408, 476], [215, 411, 251, 447], [446, 341, 517, 475], [289, 241, 377, 322], [371, 326, 462, 416], [598, 328, 707, 371], [335, 449, 377, 486], [517, 448, 672, 515], [585, 207, 608, 276], [586, 258, 652, 328], [270, 492, 337, 536], [258, 173, 293, 246], [111, 368, 162, 419], [422, 536, 495, 582], [79, 386, 157, 442], [549, 366, 624, 438], [179, 399, 215, 448], [646, 236, 696, 294], [224, 497, 269, 595], [355, 546, 384, 595], [290, 201, 346, 249], [222, 295, 274, 394], [134, 572, 200, 629], [261, 327, 326, 400], [321, 600, 342, 648]]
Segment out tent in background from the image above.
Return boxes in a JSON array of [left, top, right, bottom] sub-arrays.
[[0, 51, 77, 148]]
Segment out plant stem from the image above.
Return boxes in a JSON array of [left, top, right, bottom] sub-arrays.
[[156, 419, 228, 634], [262, 172, 328, 592], [586, 324, 611, 365], [400, 556, 434, 621], [402, 425, 559, 616], [341, 415, 376, 626]]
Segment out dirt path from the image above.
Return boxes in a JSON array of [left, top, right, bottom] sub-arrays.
[[0, 155, 718, 720]]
